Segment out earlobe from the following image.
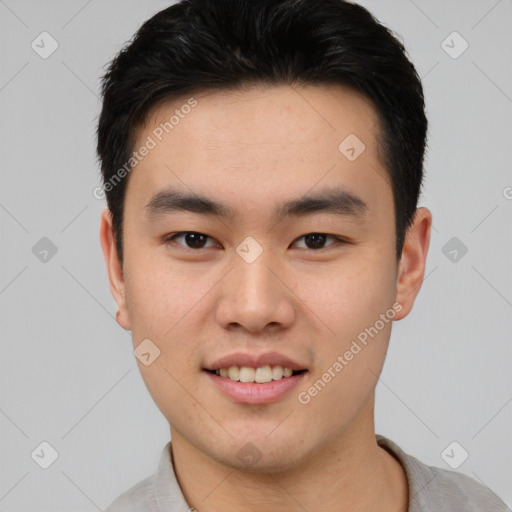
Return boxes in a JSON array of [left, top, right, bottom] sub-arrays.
[[393, 207, 432, 321], [116, 309, 130, 331], [99, 208, 131, 331]]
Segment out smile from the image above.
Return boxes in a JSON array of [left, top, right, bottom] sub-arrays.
[[206, 365, 307, 383]]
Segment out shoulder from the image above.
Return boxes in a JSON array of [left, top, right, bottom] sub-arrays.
[[104, 475, 157, 512], [376, 435, 509, 512], [420, 465, 509, 511], [104, 441, 192, 512]]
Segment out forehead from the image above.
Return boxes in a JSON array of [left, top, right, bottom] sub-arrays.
[[141, 82, 381, 152], [127, 83, 391, 215]]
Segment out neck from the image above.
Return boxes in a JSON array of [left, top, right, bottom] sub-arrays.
[[170, 400, 408, 512]]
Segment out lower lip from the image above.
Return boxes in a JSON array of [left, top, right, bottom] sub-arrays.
[[203, 371, 307, 405]]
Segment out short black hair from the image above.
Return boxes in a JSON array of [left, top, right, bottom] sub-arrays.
[[96, 0, 427, 264]]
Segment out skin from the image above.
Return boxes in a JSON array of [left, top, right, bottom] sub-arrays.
[[100, 83, 432, 512]]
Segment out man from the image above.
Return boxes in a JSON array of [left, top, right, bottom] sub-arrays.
[[96, 0, 509, 510]]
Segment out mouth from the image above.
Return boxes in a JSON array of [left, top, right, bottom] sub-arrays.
[[203, 365, 308, 383], [202, 352, 309, 404], [203, 366, 308, 405]]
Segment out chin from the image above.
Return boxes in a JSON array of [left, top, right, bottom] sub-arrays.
[[222, 448, 305, 475], [204, 433, 309, 475]]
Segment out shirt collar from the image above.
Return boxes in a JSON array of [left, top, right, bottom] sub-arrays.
[[377, 434, 437, 511], [153, 436, 437, 511], [154, 441, 191, 511]]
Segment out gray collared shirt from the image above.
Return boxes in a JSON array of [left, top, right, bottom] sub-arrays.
[[105, 435, 509, 511]]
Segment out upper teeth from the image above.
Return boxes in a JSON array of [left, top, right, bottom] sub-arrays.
[[215, 365, 294, 383]]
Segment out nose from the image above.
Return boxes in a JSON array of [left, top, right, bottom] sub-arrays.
[[215, 249, 296, 334]]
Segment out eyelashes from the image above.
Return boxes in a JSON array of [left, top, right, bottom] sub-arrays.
[[164, 231, 348, 251]]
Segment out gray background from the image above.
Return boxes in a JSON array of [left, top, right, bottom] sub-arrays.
[[1, 0, 511, 510]]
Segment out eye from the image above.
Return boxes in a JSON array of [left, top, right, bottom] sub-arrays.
[[164, 231, 347, 251], [164, 231, 220, 249], [292, 233, 345, 250]]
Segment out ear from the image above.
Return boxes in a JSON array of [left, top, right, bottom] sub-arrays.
[[99, 208, 131, 330], [393, 207, 432, 320]]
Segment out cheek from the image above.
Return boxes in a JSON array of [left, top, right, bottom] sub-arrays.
[[122, 252, 211, 377], [293, 250, 396, 402], [296, 251, 397, 338], [122, 248, 197, 336], [125, 261, 206, 418], [295, 305, 393, 435], [135, 360, 205, 442]]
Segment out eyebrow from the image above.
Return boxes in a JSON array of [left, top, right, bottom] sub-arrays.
[[144, 185, 368, 221]]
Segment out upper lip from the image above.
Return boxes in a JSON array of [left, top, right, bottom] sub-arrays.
[[204, 351, 308, 371]]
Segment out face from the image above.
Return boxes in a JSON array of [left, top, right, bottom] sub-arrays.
[[101, 83, 431, 472]]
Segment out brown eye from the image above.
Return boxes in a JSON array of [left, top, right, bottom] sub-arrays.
[[293, 233, 343, 250], [165, 232, 218, 249]]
